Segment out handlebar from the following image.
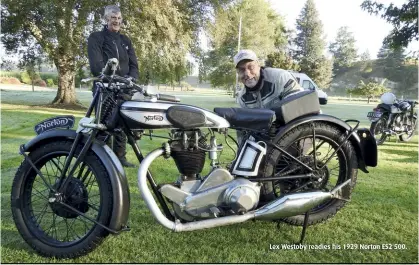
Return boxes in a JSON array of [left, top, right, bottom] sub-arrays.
[[84, 72, 180, 103]]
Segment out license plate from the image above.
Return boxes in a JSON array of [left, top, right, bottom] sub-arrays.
[[367, 112, 382, 118]]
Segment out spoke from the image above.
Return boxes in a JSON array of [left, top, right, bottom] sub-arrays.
[[81, 167, 92, 183], [34, 202, 49, 226], [50, 158, 62, 176], [43, 162, 52, 185], [31, 187, 50, 201], [87, 202, 100, 212], [327, 164, 340, 172], [64, 218, 70, 241], [45, 214, 57, 237], [77, 163, 87, 179], [53, 214, 58, 239]]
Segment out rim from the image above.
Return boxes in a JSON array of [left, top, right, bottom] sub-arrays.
[[273, 134, 348, 213], [373, 118, 387, 142], [21, 151, 102, 246]]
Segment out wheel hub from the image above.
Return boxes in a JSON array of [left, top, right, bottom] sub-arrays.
[[49, 177, 89, 218]]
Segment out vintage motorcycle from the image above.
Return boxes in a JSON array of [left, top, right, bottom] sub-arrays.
[[368, 92, 418, 145], [11, 59, 377, 258]]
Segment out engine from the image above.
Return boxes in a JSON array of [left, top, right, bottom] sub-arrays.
[[393, 113, 409, 132], [160, 130, 262, 221]]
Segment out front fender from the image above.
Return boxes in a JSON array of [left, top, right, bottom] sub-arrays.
[[23, 129, 130, 232], [272, 114, 377, 173]]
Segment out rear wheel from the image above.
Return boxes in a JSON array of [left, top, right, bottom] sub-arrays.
[[11, 140, 113, 258], [370, 116, 388, 145], [261, 122, 358, 226]]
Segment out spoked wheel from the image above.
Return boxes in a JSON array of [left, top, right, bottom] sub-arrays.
[[399, 114, 417, 142], [262, 122, 358, 226], [11, 140, 113, 258], [370, 116, 388, 145]]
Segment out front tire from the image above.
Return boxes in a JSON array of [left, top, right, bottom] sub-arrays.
[[11, 140, 113, 258], [261, 122, 358, 226], [370, 116, 388, 145], [399, 114, 417, 142]]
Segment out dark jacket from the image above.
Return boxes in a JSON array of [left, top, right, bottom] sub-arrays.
[[87, 26, 139, 79]]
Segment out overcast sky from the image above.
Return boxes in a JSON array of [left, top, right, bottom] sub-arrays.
[[268, 0, 418, 59]]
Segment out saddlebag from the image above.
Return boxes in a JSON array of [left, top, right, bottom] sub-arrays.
[[271, 90, 321, 124]]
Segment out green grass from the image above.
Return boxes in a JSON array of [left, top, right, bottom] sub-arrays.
[[1, 89, 418, 263]]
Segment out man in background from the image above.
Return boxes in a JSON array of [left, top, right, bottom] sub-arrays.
[[87, 5, 139, 167]]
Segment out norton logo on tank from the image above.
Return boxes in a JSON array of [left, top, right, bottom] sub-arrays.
[[144, 115, 164, 122]]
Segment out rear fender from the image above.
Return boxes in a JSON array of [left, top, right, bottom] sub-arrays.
[[272, 114, 377, 173], [23, 129, 130, 232]]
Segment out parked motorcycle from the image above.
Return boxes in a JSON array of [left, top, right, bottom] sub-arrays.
[[11, 59, 377, 258], [368, 92, 418, 145]]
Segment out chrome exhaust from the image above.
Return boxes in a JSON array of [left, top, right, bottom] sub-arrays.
[[138, 148, 352, 232]]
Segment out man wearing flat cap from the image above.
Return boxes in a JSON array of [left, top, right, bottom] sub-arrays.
[[234, 49, 303, 109]]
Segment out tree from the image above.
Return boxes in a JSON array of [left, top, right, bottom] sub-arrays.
[[293, 0, 333, 88], [265, 51, 300, 71], [347, 80, 389, 103], [1, 1, 232, 107], [205, 0, 286, 90], [361, 0, 418, 49], [1, 1, 112, 107], [360, 50, 371, 62], [18, 47, 43, 92], [329, 26, 358, 74], [376, 42, 406, 82]]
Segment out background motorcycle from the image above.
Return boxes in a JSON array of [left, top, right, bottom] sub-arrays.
[[368, 92, 418, 145], [11, 59, 377, 258]]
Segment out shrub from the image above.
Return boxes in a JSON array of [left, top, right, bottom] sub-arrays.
[[0, 71, 22, 81], [46, 78, 55, 87], [40, 72, 58, 85], [0, 77, 21, 84], [179, 81, 193, 91], [347, 80, 389, 104], [20, 71, 41, 85], [33, 79, 47, 87]]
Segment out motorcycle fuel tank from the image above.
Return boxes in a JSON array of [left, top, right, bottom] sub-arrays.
[[120, 101, 230, 130]]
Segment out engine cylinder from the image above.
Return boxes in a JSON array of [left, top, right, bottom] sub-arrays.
[[171, 148, 205, 178]]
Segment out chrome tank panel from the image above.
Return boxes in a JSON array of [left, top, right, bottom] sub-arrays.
[[120, 101, 230, 129]]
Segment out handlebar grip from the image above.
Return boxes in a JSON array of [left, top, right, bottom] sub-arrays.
[[156, 94, 180, 102]]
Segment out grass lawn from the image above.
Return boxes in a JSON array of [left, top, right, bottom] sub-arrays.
[[1, 88, 418, 263]]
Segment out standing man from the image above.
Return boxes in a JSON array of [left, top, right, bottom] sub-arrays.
[[234, 49, 303, 109], [87, 5, 139, 168]]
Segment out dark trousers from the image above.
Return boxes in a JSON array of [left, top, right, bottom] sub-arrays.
[[93, 83, 128, 159], [109, 131, 128, 158]]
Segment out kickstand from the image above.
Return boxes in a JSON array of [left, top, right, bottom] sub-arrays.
[[298, 211, 310, 244]]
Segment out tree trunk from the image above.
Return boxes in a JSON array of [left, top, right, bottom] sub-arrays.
[[368, 97, 370, 104], [52, 57, 78, 107]]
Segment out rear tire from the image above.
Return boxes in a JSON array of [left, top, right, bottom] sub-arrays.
[[11, 140, 113, 258], [370, 116, 388, 145], [261, 122, 358, 226]]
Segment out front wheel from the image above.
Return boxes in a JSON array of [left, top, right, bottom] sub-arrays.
[[261, 122, 358, 226], [11, 140, 113, 258], [399, 114, 417, 142], [370, 116, 388, 145]]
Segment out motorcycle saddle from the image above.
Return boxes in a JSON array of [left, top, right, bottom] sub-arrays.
[[213, 107, 275, 132]]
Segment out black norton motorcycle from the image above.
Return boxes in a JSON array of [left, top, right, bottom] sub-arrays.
[[368, 96, 418, 145], [11, 59, 377, 258]]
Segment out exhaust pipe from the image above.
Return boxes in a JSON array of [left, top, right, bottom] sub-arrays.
[[138, 148, 351, 232]]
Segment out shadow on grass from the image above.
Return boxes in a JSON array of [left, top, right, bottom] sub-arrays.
[[379, 148, 418, 163]]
